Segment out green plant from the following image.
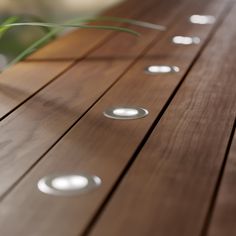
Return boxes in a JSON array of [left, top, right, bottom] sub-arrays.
[[0, 16, 19, 39], [0, 16, 166, 70]]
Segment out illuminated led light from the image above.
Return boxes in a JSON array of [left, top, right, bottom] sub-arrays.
[[172, 36, 201, 45], [145, 65, 180, 74], [113, 108, 139, 116], [104, 107, 149, 120], [190, 15, 216, 24], [38, 174, 101, 196], [51, 176, 88, 191]]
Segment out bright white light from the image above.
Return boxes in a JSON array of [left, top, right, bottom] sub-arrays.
[[146, 65, 180, 74], [148, 66, 171, 73], [51, 175, 88, 191], [190, 15, 216, 24], [113, 108, 139, 117], [172, 36, 200, 45]]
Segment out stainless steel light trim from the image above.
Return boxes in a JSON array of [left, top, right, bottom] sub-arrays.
[[103, 106, 149, 120], [145, 65, 180, 74], [38, 173, 102, 196]]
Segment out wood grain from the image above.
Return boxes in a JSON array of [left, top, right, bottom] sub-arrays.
[[0, 0, 189, 197], [0, 0, 229, 236], [0, 61, 73, 119], [89, 4, 236, 236], [207, 126, 236, 236]]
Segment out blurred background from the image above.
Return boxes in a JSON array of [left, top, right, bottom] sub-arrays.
[[0, 0, 124, 70]]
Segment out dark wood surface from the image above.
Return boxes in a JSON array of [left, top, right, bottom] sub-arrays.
[[0, 0, 190, 198], [88, 3, 236, 236], [207, 123, 236, 236], [0, 0, 235, 235], [0, 61, 73, 119]]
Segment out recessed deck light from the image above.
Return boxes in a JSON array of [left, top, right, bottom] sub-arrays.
[[38, 174, 101, 196], [172, 36, 201, 45], [103, 107, 149, 120], [145, 65, 180, 74], [190, 15, 216, 24]]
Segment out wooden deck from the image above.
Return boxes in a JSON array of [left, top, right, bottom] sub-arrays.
[[0, 0, 235, 235]]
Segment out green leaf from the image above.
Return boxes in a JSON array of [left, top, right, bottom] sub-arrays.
[[0, 16, 19, 39], [3, 16, 166, 32], [5, 28, 59, 68], [3, 22, 140, 36], [85, 16, 166, 31], [2, 16, 166, 69]]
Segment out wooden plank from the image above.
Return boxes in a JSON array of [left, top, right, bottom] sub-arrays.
[[88, 4, 236, 236], [28, 0, 161, 60], [0, 0, 190, 197], [0, 1, 229, 236], [0, 61, 73, 120], [207, 126, 236, 236]]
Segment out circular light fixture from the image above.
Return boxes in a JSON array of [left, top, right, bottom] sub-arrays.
[[145, 65, 180, 74], [190, 15, 216, 24], [103, 106, 149, 120], [38, 173, 102, 196], [172, 36, 201, 45]]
